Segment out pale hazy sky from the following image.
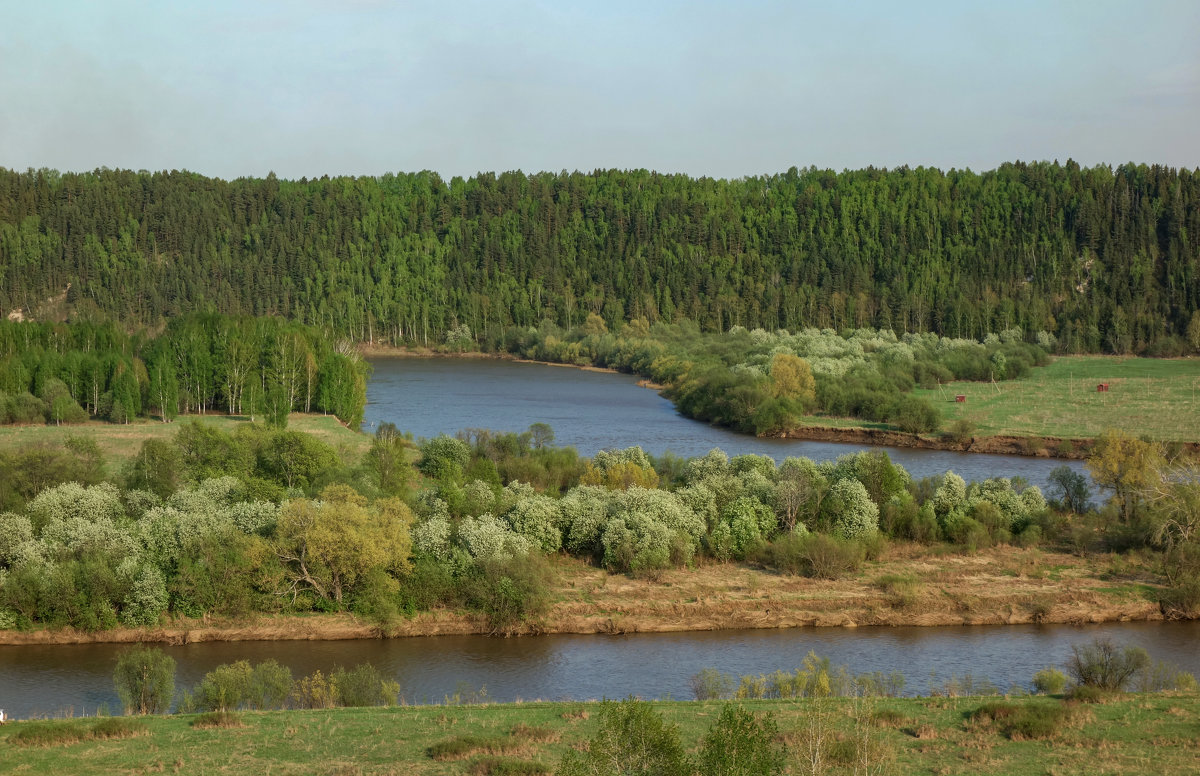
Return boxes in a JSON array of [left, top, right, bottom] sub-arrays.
[[1, 1, 1197, 179]]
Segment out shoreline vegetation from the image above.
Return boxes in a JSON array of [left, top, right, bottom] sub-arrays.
[[0, 547, 1168, 646]]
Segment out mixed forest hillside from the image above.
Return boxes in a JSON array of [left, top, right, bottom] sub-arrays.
[[1, 162, 1198, 354]]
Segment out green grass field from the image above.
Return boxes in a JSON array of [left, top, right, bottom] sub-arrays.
[[1, 694, 1196, 775], [0, 413, 371, 471], [916, 356, 1200, 442]]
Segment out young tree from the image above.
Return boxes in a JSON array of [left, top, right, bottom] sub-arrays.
[[146, 353, 179, 422], [769, 352, 815, 406], [113, 644, 176, 715], [558, 698, 691, 776], [699, 704, 786, 776], [366, 422, 415, 497], [1047, 465, 1091, 513], [1086, 430, 1163, 524], [126, 439, 181, 499], [528, 422, 555, 449], [274, 485, 413, 605]]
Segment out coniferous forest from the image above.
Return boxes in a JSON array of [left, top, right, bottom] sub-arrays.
[[1, 162, 1197, 354]]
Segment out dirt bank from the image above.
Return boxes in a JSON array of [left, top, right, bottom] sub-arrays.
[[0, 548, 1170, 646], [769, 425, 1101, 460]]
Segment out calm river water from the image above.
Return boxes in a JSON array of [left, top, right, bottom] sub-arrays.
[[363, 357, 1088, 490], [2, 622, 1198, 719]]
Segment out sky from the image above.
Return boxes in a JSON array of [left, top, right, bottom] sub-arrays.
[[1, 1, 1197, 180]]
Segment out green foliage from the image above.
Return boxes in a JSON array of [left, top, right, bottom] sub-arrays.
[[463, 553, 554, 634], [330, 663, 400, 707], [557, 698, 691, 776], [274, 485, 413, 605], [1032, 667, 1068, 695], [970, 700, 1070, 740], [1160, 546, 1200, 619], [1047, 465, 1090, 513], [753, 532, 865, 579], [698, 704, 785, 776], [257, 431, 339, 490], [10, 718, 146, 747], [366, 422, 414, 497], [125, 439, 181, 499], [890, 395, 940, 434], [825, 478, 879, 539], [2, 163, 1199, 360], [176, 657, 299, 713], [0, 315, 365, 428], [418, 434, 472, 482], [113, 644, 176, 715], [689, 668, 735, 700]]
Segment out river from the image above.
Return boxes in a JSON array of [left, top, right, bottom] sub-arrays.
[[363, 356, 1089, 491], [2, 621, 1197, 719]]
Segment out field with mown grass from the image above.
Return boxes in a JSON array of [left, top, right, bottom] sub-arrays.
[[0, 413, 370, 471], [917, 355, 1200, 442], [1, 694, 1197, 775]]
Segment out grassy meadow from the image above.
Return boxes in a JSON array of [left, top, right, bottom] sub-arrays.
[[0, 413, 371, 472], [1, 694, 1197, 775], [915, 355, 1200, 442]]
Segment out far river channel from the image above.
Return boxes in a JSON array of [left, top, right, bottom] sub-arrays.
[[362, 356, 1089, 491]]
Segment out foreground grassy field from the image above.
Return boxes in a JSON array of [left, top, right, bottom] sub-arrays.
[[1, 693, 1197, 775], [0, 413, 371, 470], [916, 355, 1200, 442]]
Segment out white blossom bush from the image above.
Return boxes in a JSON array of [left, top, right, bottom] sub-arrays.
[[411, 515, 452, 560], [675, 483, 719, 531], [122, 489, 162, 519], [591, 446, 655, 474], [559, 486, 613, 556], [27, 482, 125, 528], [39, 515, 140, 564], [121, 563, 168, 626], [136, 505, 233, 566], [462, 479, 498, 516], [826, 479, 879, 539], [228, 501, 279, 535], [601, 513, 674, 572], [933, 472, 967, 515], [682, 449, 730, 484], [503, 491, 563, 552], [1021, 485, 1047, 515], [457, 514, 533, 563], [0, 512, 33, 566], [612, 488, 705, 544]]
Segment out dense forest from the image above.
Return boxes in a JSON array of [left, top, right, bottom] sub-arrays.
[[1, 162, 1197, 354], [0, 315, 368, 429]]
